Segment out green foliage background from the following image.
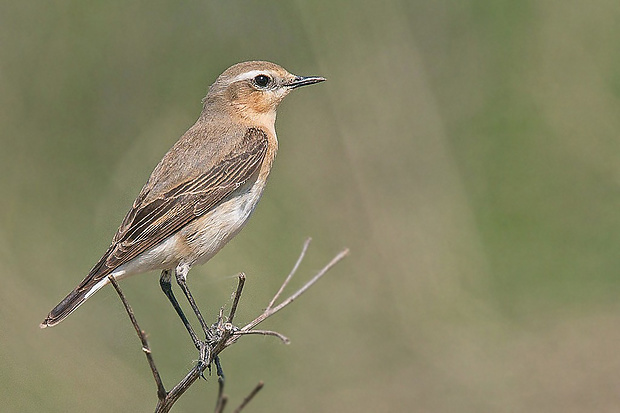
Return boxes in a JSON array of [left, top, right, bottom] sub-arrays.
[[2, 1, 620, 411]]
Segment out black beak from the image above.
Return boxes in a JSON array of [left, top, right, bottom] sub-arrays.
[[287, 75, 326, 89]]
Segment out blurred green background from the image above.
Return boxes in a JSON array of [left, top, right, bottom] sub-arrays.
[[2, 1, 620, 411]]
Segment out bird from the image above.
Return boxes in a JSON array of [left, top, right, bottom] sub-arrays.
[[40, 61, 325, 346]]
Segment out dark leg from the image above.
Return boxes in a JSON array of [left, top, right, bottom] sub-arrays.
[[159, 269, 200, 348], [175, 263, 213, 341], [213, 355, 226, 411], [214, 355, 224, 380]]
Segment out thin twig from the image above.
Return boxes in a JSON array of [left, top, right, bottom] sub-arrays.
[[268, 248, 349, 315], [233, 382, 265, 413], [228, 273, 245, 323], [108, 275, 167, 400], [154, 362, 207, 413], [267, 238, 311, 310], [232, 329, 290, 344], [227, 247, 350, 346], [214, 394, 228, 413]]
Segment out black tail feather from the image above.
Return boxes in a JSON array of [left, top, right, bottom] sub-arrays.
[[40, 285, 94, 328]]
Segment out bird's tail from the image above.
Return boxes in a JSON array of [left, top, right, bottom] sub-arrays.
[[39, 277, 109, 328]]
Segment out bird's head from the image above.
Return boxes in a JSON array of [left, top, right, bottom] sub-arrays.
[[203, 61, 325, 125]]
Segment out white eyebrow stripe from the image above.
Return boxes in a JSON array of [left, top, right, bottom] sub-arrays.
[[230, 70, 273, 83]]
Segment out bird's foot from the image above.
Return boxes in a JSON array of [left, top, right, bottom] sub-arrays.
[[194, 340, 211, 380]]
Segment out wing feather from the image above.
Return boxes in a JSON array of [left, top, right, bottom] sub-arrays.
[[76, 127, 268, 292]]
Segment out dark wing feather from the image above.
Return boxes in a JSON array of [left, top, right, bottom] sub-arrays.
[[79, 127, 268, 290]]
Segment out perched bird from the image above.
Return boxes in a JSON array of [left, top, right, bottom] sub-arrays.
[[40, 61, 325, 345]]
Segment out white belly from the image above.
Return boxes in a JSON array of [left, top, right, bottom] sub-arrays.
[[181, 176, 266, 265], [110, 176, 266, 279]]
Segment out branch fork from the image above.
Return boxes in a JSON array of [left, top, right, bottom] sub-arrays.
[[108, 238, 348, 412]]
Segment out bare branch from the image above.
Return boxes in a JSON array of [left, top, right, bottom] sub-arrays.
[[108, 275, 167, 400], [267, 237, 311, 310], [233, 382, 264, 413], [214, 394, 228, 413], [267, 248, 349, 316], [154, 362, 207, 413], [226, 247, 350, 346], [228, 273, 246, 323], [111, 240, 348, 413], [232, 329, 290, 344]]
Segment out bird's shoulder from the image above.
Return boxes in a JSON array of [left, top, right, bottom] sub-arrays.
[[108, 121, 269, 243], [138, 119, 268, 206]]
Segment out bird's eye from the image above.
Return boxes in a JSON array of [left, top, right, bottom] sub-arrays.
[[254, 74, 271, 88]]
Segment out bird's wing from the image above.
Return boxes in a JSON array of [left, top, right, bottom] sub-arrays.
[[80, 127, 268, 289]]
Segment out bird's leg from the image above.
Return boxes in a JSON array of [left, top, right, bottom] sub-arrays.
[[175, 263, 213, 341], [214, 355, 225, 381], [159, 269, 201, 349]]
